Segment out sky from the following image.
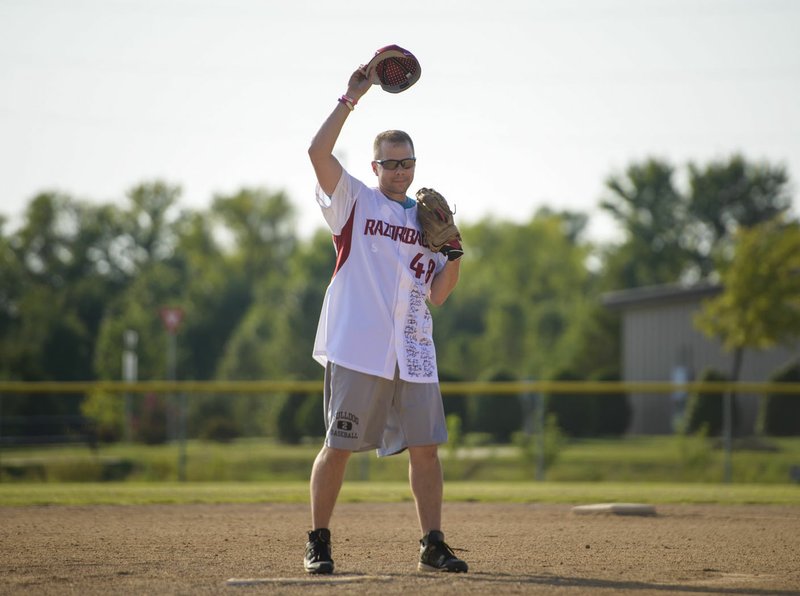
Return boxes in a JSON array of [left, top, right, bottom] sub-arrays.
[[1, 0, 799, 244]]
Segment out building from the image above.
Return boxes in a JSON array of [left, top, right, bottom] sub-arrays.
[[602, 282, 799, 435]]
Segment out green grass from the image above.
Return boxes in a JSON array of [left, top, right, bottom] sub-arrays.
[[2, 435, 800, 484], [0, 480, 797, 507]]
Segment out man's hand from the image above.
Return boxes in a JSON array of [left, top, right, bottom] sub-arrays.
[[345, 66, 374, 104]]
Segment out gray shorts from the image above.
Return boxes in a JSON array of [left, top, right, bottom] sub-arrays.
[[323, 362, 447, 457]]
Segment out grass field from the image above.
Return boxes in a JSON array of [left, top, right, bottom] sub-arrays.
[[2, 435, 799, 484], [0, 480, 798, 507]]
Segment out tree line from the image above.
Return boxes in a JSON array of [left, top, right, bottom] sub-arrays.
[[0, 154, 796, 443]]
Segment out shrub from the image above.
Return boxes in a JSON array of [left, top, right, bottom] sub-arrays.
[[546, 369, 594, 437], [758, 359, 800, 436], [676, 424, 712, 474], [513, 412, 565, 477], [137, 393, 168, 445], [198, 416, 241, 443], [590, 369, 631, 436], [80, 389, 124, 443], [681, 368, 738, 437], [446, 413, 463, 459], [439, 370, 469, 429], [469, 369, 522, 443], [294, 393, 326, 440], [274, 393, 306, 444]]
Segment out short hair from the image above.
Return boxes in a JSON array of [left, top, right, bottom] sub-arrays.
[[373, 130, 415, 159]]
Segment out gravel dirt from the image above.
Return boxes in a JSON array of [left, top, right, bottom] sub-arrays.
[[1, 501, 799, 595]]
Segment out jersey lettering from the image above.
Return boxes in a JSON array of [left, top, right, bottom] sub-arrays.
[[364, 218, 423, 246], [410, 253, 435, 284]]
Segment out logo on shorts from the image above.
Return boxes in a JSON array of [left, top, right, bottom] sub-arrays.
[[331, 411, 359, 439]]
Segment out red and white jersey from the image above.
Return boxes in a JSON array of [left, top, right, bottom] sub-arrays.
[[313, 170, 447, 383]]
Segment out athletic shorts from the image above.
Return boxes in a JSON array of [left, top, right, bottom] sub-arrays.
[[323, 362, 448, 457]]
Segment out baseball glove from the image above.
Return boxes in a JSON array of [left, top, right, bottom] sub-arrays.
[[415, 188, 464, 261]]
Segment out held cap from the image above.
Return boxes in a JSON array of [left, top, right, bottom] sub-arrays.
[[365, 45, 422, 93]]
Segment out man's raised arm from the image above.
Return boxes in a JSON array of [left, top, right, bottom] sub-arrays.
[[308, 67, 373, 196]]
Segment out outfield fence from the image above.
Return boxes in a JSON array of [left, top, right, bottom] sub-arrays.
[[1, 380, 798, 483], [2, 379, 800, 395]]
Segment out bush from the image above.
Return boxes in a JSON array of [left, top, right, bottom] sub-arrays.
[[590, 369, 631, 436], [469, 369, 522, 443], [758, 359, 800, 436], [439, 370, 469, 429], [513, 412, 565, 477], [676, 424, 712, 473], [546, 369, 594, 437], [274, 393, 306, 444], [137, 393, 168, 445], [198, 417, 240, 443], [446, 413, 463, 459], [681, 368, 738, 437], [80, 390, 124, 443], [294, 393, 326, 440]]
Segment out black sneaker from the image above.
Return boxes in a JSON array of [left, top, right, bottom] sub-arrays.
[[418, 530, 468, 573], [304, 528, 334, 574]]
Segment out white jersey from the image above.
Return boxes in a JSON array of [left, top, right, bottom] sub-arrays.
[[313, 170, 447, 383]]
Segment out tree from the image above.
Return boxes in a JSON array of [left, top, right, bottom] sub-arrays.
[[600, 158, 691, 288], [695, 218, 800, 382], [601, 155, 794, 288], [434, 210, 593, 382], [211, 187, 296, 282], [123, 181, 181, 267], [687, 155, 793, 277], [0, 216, 25, 379], [694, 217, 800, 480]]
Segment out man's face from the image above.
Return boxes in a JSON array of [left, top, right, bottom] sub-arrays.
[[372, 141, 416, 201]]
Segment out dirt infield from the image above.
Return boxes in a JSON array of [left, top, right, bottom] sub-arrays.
[[1, 501, 799, 595]]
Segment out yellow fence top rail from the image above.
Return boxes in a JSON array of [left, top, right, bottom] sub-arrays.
[[1, 380, 799, 395]]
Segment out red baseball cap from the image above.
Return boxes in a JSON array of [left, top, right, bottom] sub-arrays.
[[365, 45, 422, 93]]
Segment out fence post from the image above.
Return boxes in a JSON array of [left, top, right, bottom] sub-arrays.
[[0, 394, 3, 482], [722, 390, 733, 483], [534, 391, 545, 481], [178, 393, 187, 482]]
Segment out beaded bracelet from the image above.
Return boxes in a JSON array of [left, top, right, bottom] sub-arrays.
[[338, 95, 357, 111]]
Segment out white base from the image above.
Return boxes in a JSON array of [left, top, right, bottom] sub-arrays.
[[571, 503, 657, 516]]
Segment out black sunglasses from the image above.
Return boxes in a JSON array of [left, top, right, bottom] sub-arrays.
[[375, 157, 416, 170]]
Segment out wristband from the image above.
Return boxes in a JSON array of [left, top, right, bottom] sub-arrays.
[[338, 95, 357, 111]]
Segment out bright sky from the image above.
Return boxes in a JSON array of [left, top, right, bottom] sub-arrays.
[[2, 0, 799, 244]]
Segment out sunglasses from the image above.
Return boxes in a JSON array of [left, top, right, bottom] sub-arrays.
[[375, 157, 417, 170]]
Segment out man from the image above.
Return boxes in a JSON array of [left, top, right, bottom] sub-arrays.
[[305, 63, 467, 575]]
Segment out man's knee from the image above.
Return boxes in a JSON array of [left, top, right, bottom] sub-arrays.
[[409, 444, 439, 464], [318, 445, 352, 465]]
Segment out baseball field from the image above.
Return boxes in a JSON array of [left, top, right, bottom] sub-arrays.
[[1, 483, 798, 595]]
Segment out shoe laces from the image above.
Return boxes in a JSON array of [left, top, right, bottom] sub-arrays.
[[308, 541, 329, 560], [434, 540, 458, 560], [423, 537, 459, 562], [307, 533, 331, 561]]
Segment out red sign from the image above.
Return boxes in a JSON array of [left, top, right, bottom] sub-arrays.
[[159, 307, 185, 334]]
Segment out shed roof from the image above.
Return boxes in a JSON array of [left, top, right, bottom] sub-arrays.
[[602, 281, 721, 311]]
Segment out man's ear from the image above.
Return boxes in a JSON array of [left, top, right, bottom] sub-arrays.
[[371, 161, 379, 176]]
